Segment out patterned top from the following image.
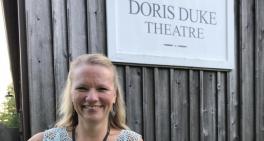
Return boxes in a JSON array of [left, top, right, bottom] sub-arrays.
[[43, 128, 141, 141]]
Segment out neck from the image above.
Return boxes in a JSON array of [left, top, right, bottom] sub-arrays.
[[75, 118, 109, 140]]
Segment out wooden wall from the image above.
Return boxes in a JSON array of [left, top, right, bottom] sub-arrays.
[[15, 0, 264, 140], [239, 0, 264, 140]]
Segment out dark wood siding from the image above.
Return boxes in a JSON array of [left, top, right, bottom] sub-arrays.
[[25, 0, 56, 133], [51, 0, 69, 119], [10, 0, 264, 140], [142, 67, 155, 141], [189, 70, 200, 141], [256, 0, 264, 140], [239, 0, 255, 140], [125, 66, 143, 134], [170, 69, 189, 141], [155, 68, 170, 141]]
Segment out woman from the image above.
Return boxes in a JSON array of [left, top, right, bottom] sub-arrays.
[[29, 54, 143, 141]]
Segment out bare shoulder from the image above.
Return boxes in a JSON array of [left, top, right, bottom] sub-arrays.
[[28, 132, 44, 141]]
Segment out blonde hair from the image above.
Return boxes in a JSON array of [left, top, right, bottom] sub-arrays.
[[55, 54, 128, 130]]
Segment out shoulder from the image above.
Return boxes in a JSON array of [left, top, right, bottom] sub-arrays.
[[28, 127, 70, 141], [28, 132, 44, 141], [43, 127, 70, 140], [44, 127, 66, 135], [117, 129, 143, 141]]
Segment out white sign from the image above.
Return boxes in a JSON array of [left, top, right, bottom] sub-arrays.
[[106, 0, 234, 69]]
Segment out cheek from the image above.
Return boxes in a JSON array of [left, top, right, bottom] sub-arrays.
[[99, 94, 116, 105], [71, 91, 83, 104], [71, 94, 77, 108], [71, 91, 76, 102]]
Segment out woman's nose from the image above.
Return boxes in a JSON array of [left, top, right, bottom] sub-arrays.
[[85, 89, 98, 102]]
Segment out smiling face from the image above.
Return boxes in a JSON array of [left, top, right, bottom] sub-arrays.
[[71, 64, 117, 124]]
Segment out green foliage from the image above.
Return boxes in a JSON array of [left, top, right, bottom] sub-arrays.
[[0, 84, 19, 127]]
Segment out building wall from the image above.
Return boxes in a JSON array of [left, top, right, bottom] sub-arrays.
[[16, 0, 264, 140]]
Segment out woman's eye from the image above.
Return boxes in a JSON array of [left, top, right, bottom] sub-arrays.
[[97, 87, 108, 92], [76, 87, 88, 91]]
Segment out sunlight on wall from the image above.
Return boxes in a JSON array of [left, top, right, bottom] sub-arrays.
[[0, 3, 12, 109]]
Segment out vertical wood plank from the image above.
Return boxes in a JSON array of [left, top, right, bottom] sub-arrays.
[[68, 0, 87, 59], [199, 71, 204, 141], [255, 0, 264, 140], [240, 0, 255, 140], [142, 67, 155, 141], [25, 0, 55, 134], [116, 65, 125, 98], [125, 66, 143, 134], [51, 0, 69, 118], [227, 72, 239, 141], [189, 70, 200, 141], [200, 71, 216, 141], [18, 0, 31, 139], [217, 72, 227, 141], [227, 2, 239, 140], [170, 69, 188, 141], [155, 68, 170, 141], [86, 0, 106, 54], [116, 65, 126, 112]]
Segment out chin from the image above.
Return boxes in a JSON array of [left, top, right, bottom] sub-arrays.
[[82, 115, 106, 123]]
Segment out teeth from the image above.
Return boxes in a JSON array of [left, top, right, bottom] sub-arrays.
[[83, 105, 102, 108]]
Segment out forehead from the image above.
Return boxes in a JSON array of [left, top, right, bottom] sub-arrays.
[[71, 64, 114, 79]]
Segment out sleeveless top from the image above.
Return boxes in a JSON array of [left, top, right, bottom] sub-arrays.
[[43, 127, 141, 141]]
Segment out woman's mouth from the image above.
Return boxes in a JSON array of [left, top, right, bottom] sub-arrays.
[[82, 105, 103, 110]]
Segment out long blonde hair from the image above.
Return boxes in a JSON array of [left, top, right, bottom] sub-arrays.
[[55, 54, 128, 130]]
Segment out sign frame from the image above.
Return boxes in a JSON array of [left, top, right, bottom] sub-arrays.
[[106, 0, 235, 69]]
